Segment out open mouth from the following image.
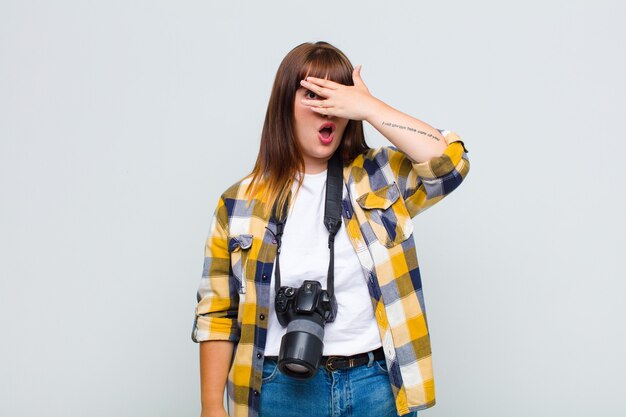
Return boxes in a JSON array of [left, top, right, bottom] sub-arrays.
[[318, 122, 336, 144]]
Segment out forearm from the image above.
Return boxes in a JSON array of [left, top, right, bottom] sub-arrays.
[[199, 340, 235, 411], [365, 98, 448, 163]]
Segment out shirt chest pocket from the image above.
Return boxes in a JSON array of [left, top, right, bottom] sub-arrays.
[[356, 182, 414, 248], [227, 234, 254, 295]]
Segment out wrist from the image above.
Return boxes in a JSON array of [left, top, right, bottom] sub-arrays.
[[201, 406, 228, 417], [364, 97, 388, 124]]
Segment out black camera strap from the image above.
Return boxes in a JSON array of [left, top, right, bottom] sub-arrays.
[[323, 150, 343, 299], [270, 150, 343, 298]]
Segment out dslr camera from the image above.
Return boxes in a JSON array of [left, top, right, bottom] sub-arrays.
[[274, 280, 338, 379]]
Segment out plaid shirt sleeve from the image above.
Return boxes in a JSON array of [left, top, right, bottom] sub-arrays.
[[191, 196, 241, 343], [386, 130, 470, 218]]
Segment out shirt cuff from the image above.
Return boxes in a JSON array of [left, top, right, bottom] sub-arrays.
[[411, 130, 468, 180], [191, 315, 241, 343]]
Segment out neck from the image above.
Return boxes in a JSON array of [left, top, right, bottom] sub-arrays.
[[303, 157, 328, 174]]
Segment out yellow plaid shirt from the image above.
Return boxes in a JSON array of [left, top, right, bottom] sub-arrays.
[[192, 131, 470, 416]]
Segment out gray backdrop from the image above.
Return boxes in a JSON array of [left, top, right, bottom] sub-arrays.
[[1, 1, 624, 416]]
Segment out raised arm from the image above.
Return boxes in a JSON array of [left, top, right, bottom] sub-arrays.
[[300, 65, 470, 217], [302, 64, 452, 161], [363, 97, 448, 163]]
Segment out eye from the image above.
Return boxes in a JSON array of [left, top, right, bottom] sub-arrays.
[[304, 89, 317, 99]]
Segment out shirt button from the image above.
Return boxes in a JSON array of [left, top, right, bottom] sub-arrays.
[[253, 390, 259, 397], [259, 314, 265, 320], [257, 352, 262, 359], [262, 274, 268, 281]]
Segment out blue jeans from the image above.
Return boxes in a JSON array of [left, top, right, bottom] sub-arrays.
[[259, 355, 418, 417]]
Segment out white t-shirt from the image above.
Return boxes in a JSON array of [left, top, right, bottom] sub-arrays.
[[264, 169, 382, 356]]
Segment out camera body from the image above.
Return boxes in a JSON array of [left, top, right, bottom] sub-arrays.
[[275, 280, 337, 326], [274, 280, 338, 379]]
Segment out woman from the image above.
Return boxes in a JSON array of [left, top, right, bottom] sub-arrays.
[[192, 41, 470, 417]]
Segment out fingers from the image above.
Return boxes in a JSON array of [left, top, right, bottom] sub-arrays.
[[308, 105, 333, 116], [303, 66, 364, 90], [303, 77, 340, 89], [352, 64, 364, 87], [300, 79, 331, 98], [301, 97, 334, 113], [301, 98, 332, 108]]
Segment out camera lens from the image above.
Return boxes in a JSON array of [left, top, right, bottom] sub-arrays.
[[284, 363, 309, 373], [277, 317, 325, 379]]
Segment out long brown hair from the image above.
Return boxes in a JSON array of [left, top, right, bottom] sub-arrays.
[[244, 41, 371, 219]]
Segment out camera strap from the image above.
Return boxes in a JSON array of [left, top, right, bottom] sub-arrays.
[[270, 150, 343, 298]]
